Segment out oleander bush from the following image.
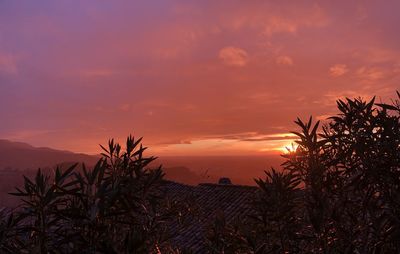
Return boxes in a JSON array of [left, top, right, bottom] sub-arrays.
[[205, 92, 400, 253], [0, 136, 178, 253]]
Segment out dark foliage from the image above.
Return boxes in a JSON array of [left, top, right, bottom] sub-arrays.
[[205, 92, 400, 253], [0, 136, 181, 253]]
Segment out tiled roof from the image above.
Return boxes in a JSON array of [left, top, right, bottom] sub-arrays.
[[160, 180, 258, 253]]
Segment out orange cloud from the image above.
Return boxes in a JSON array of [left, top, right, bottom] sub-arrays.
[[153, 132, 298, 156], [218, 46, 248, 66], [264, 16, 298, 36], [224, 3, 330, 36], [356, 67, 385, 81], [320, 90, 376, 107], [329, 64, 348, 77], [276, 56, 293, 66]]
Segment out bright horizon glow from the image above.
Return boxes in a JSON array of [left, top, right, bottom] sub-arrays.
[[276, 141, 299, 154], [149, 133, 299, 156]]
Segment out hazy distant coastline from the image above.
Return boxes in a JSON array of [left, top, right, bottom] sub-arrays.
[[0, 139, 283, 207]]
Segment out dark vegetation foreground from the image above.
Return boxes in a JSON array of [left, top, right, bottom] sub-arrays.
[[1, 92, 400, 253]]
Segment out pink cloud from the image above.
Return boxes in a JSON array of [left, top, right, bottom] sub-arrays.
[[222, 3, 330, 36], [276, 56, 293, 66], [218, 46, 248, 66], [329, 64, 349, 77], [264, 16, 298, 36], [356, 67, 385, 81]]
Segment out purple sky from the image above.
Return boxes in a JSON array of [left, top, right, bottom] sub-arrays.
[[1, 0, 399, 155]]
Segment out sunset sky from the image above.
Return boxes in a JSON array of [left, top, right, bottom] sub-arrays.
[[1, 1, 399, 155]]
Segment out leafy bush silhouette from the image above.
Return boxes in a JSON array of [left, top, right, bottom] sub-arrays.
[[2, 136, 173, 253], [284, 93, 400, 253], [252, 169, 302, 252], [205, 91, 400, 253]]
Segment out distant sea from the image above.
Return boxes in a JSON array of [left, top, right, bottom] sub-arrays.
[[158, 155, 285, 186]]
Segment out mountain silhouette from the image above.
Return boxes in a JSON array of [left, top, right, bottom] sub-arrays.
[[0, 139, 99, 170], [0, 139, 208, 207]]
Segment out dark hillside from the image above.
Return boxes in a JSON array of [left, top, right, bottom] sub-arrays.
[[0, 139, 99, 170]]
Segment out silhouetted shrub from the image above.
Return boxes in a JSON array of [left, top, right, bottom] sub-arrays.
[[206, 91, 400, 253], [2, 136, 173, 253]]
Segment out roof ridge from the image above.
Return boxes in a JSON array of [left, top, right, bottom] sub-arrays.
[[161, 179, 193, 186], [198, 183, 258, 189]]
